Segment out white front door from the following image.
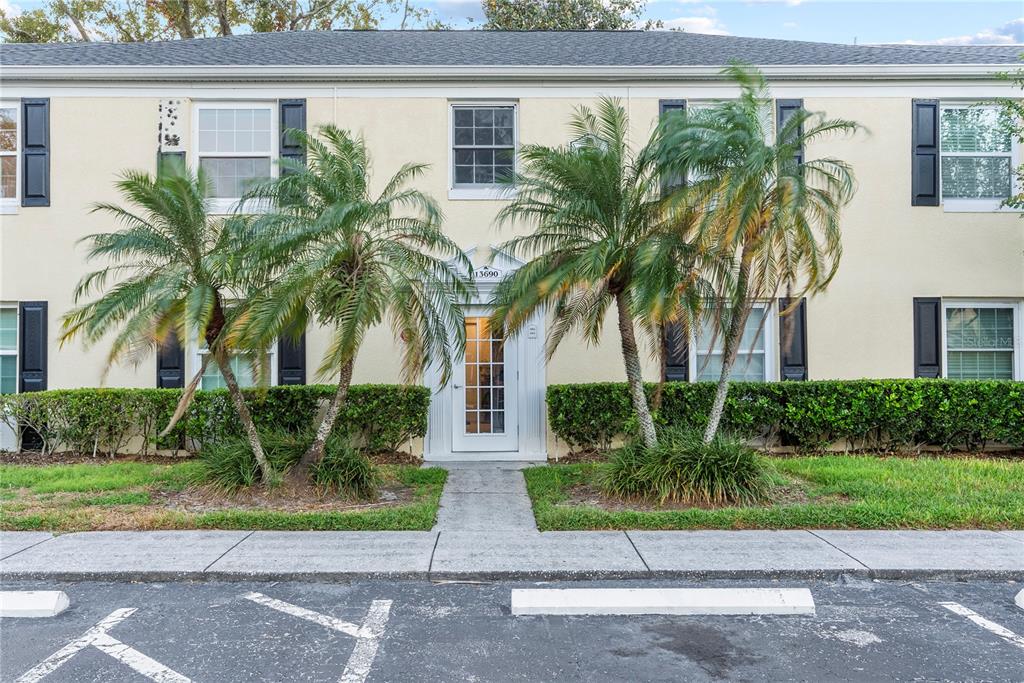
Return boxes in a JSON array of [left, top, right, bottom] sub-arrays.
[[452, 314, 519, 452]]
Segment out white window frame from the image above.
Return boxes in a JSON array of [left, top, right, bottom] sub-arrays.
[[941, 298, 1023, 381], [192, 101, 278, 215], [689, 301, 779, 383], [448, 101, 518, 201], [191, 339, 278, 391], [939, 102, 1021, 214], [0, 303, 18, 452], [0, 101, 20, 214]]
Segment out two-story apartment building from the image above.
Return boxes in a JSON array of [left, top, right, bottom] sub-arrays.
[[0, 31, 1021, 459]]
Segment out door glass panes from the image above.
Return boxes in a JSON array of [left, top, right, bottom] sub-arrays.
[[0, 308, 16, 394], [696, 307, 768, 382], [945, 307, 1015, 380], [453, 106, 515, 186], [464, 317, 506, 434], [940, 107, 1013, 200]]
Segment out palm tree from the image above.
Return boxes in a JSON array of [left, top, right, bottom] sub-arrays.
[[60, 167, 275, 481], [490, 98, 714, 449], [238, 125, 472, 472], [656, 65, 862, 443]]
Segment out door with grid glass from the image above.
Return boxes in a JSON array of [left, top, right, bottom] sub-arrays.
[[452, 314, 519, 452]]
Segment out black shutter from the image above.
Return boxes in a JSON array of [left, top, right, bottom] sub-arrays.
[[21, 98, 49, 207], [664, 323, 689, 382], [157, 150, 186, 177], [778, 298, 808, 381], [776, 99, 804, 166], [911, 100, 940, 207], [156, 333, 185, 389], [18, 301, 47, 392], [279, 99, 307, 173], [277, 331, 307, 385], [659, 99, 686, 196], [913, 298, 942, 378]]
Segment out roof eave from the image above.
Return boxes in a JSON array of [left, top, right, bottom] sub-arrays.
[[0, 63, 1011, 83]]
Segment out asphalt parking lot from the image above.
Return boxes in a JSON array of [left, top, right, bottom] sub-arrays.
[[2, 578, 1022, 682]]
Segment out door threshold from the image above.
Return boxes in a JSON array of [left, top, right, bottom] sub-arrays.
[[424, 452, 547, 463]]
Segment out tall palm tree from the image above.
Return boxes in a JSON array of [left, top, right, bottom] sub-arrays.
[[239, 125, 472, 472], [490, 97, 714, 449], [60, 167, 275, 480], [657, 65, 862, 443]]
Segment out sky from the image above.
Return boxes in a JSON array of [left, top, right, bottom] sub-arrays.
[[421, 0, 1024, 45], [1, 0, 1021, 45]]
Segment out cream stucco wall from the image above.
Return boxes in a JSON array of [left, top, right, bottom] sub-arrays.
[[1, 86, 1021, 403]]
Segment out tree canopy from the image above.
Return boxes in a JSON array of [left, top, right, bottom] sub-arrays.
[[480, 0, 659, 30]]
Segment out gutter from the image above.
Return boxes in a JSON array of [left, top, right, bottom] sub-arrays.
[[0, 63, 1011, 84]]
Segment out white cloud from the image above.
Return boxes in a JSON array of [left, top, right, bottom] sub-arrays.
[[0, 0, 22, 16], [783, 21, 798, 28], [661, 15, 730, 34], [907, 17, 1024, 45]]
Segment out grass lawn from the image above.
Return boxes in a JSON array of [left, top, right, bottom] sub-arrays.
[[525, 456, 1024, 531], [0, 460, 447, 532]]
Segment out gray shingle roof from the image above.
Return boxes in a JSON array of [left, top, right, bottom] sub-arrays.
[[2, 30, 1021, 67]]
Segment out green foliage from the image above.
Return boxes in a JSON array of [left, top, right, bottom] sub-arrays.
[[198, 431, 306, 490], [480, 0, 659, 30], [1, 384, 429, 456], [599, 428, 767, 505], [310, 436, 380, 499], [548, 380, 1024, 452]]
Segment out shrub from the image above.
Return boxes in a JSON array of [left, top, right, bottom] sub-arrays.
[[198, 431, 307, 490], [548, 380, 1024, 452], [2, 384, 430, 455], [599, 428, 768, 505], [310, 436, 379, 499]]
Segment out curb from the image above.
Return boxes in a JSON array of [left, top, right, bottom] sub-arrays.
[[5, 568, 1024, 583]]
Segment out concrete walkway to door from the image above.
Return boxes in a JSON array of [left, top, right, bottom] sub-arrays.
[[432, 462, 538, 532]]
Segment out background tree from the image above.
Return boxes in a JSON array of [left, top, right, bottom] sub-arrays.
[[480, 0, 659, 30], [490, 97, 710, 450], [996, 63, 1024, 211], [657, 66, 861, 444], [59, 167, 276, 482], [1, 0, 445, 43], [238, 125, 472, 475]]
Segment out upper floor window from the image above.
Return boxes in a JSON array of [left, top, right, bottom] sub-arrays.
[[940, 105, 1017, 211], [0, 103, 18, 211], [450, 103, 516, 200], [194, 102, 276, 214], [943, 301, 1021, 380]]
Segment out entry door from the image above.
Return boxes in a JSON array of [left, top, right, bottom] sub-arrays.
[[452, 315, 519, 452]]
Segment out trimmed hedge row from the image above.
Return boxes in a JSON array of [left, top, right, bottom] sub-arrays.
[[0, 384, 429, 456], [547, 380, 1024, 452]]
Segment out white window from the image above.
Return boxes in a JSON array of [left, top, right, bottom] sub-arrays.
[[193, 102, 276, 214], [194, 339, 277, 391], [0, 102, 18, 213], [0, 306, 16, 395], [943, 300, 1022, 380], [940, 104, 1019, 212], [691, 303, 777, 382], [450, 103, 516, 200]]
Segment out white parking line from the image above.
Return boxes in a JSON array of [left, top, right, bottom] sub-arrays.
[[243, 592, 392, 683], [16, 608, 191, 683], [940, 602, 1024, 651]]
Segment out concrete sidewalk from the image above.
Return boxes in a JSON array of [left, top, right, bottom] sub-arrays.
[[2, 529, 1022, 582]]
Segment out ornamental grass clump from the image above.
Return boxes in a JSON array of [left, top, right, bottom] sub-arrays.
[[198, 431, 307, 491], [310, 435, 379, 500], [599, 427, 768, 506]]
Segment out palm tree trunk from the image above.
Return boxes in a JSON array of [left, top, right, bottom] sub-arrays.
[[215, 353, 273, 483], [299, 358, 355, 470], [615, 292, 658, 449], [703, 252, 754, 444]]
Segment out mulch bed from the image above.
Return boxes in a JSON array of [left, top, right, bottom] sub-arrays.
[[150, 481, 416, 513], [558, 480, 843, 512], [1, 450, 423, 466]]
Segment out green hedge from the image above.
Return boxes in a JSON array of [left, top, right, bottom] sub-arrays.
[[1, 384, 429, 456], [547, 380, 1024, 452]]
